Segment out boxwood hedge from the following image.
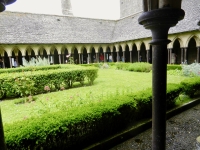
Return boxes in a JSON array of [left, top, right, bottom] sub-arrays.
[[4, 82, 183, 150]]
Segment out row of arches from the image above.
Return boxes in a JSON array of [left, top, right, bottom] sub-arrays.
[[0, 34, 199, 68]]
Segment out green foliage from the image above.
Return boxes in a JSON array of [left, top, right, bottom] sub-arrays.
[[115, 62, 152, 72], [167, 69, 183, 76], [167, 65, 182, 70], [127, 62, 152, 72], [0, 67, 98, 99], [3, 83, 183, 149], [182, 63, 200, 77], [0, 65, 61, 74], [180, 77, 200, 97], [22, 56, 50, 67]]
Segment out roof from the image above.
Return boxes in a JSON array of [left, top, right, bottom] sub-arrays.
[[0, 0, 199, 44]]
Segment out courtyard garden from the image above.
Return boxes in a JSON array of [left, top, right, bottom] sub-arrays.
[[0, 62, 200, 149]]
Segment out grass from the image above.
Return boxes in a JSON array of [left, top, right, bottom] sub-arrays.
[[0, 68, 187, 125]]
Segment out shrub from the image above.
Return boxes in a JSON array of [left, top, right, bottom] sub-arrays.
[[167, 65, 182, 70], [4, 83, 182, 149], [127, 62, 152, 72], [180, 77, 200, 97], [0, 67, 98, 99], [22, 56, 50, 67], [182, 63, 200, 77]]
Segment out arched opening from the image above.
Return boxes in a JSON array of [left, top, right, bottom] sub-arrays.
[[99, 47, 104, 62], [83, 48, 87, 64], [140, 43, 146, 62], [53, 49, 59, 64], [4, 51, 10, 68], [119, 46, 123, 61], [63, 48, 69, 64], [12, 50, 22, 67], [125, 45, 130, 62], [172, 39, 181, 64], [91, 48, 96, 63], [187, 37, 197, 64], [113, 47, 117, 62], [73, 48, 78, 64], [132, 44, 137, 62]]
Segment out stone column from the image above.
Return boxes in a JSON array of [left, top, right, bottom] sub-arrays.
[[169, 48, 172, 64], [184, 47, 187, 63], [88, 53, 90, 64], [2, 57, 5, 68], [130, 51, 132, 63], [138, 7, 185, 150], [16, 56, 19, 67], [96, 53, 98, 63], [9, 56, 12, 68], [111, 52, 113, 62], [138, 50, 140, 62], [123, 51, 125, 62], [104, 52, 106, 62], [117, 51, 119, 62], [146, 50, 149, 63], [197, 47, 200, 63], [167, 49, 170, 64], [59, 54, 61, 64], [78, 53, 81, 64], [62, 54, 64, 64], [181, 48, 184, 63]]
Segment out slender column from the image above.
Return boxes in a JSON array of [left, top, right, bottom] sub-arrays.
[[197, 47, 200, 63], [62, 54, 64, 64], [130, 51, 132, 63], [96, 53, 98, 63], [117, 52, 119, 62], [29, 55, 31, 61], [82, 54, 83, 64], [111, 52, 113, 62], [138, 50, 140, 62], [181, 48, 184, 63], [16, 56, 19, 67], [104, 52, 106, 62], [138, 7, 185, 150], [58, 54, 61, 64], [146, 50, 149, 63], [123, 51, 125, 62], [167, 49, 170, 64], [88, 53, 90, 64], [9, 56, 12, 68], [184, 47, 187, 63], [2, 57, 5, 68], [170, 49, 172, 64], [78, 53, 81, 64]]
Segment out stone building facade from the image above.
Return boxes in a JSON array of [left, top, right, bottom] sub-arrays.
[[0, 0, 199, 68]]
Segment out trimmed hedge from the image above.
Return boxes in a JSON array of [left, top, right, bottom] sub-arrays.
[[167, 65, 182, 70], [0, 67, 98, 99], [0, 65, 61, 74], [180, 77, 200, 97], [4, 83, 183, 149]]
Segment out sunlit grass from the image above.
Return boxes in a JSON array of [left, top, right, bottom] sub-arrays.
[[0, 68, 187, 124]]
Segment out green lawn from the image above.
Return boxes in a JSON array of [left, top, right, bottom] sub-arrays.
[[0, 68, 186, 125]]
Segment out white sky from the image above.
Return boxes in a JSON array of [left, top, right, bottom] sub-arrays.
[[6, 0, 120, 20]]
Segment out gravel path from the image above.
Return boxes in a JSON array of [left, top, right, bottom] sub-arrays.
[[110, 103, 200, 150]]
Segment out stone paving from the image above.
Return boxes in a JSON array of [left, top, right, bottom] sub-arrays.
[[110, 103, 200, 150]]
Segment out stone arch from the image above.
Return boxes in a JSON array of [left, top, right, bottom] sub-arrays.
[[172, 38, 182, 64], [39, 46, 48, 59], [132, 43, 138, 62], [172, 37, 184, 48], [187, 37, 197, 64], [124, 44, 130, 62], [140, 42, 146, 62], [186, 35, 200, 47]]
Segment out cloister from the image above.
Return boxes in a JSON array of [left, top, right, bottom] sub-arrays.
[[0, 32, 199, 68], [0, 0, 199, 68]]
